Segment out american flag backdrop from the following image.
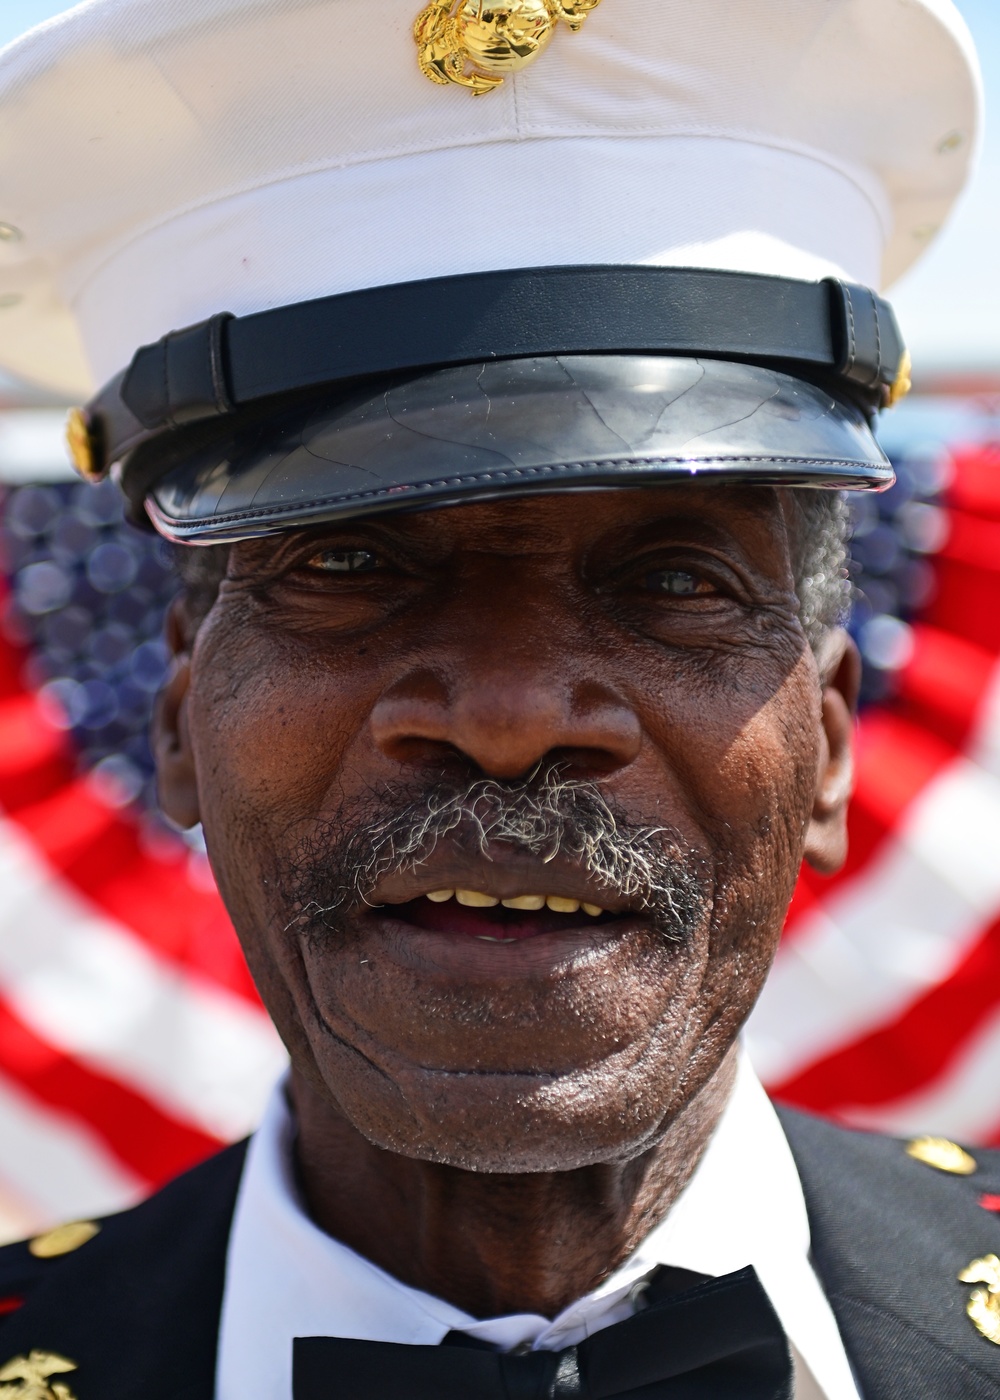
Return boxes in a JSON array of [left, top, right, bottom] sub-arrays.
[[0, 410, 997, 1242]]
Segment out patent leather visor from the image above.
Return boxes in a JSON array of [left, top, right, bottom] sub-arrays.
[[142, 355, 892, 544]]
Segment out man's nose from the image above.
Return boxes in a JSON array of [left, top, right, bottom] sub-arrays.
[[370, 659, 642, 781]]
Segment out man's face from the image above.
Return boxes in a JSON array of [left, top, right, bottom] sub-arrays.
[[159, 484, 855, 1172]]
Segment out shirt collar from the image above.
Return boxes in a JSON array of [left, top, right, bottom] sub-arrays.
[[216, 1053, 861, 1399]]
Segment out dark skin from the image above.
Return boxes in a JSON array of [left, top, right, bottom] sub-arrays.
[[155, 484, 858, 1320]]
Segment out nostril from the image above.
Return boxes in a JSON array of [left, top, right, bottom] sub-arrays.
[[377, 734, 470, 772], [544, 745, 634, 781]]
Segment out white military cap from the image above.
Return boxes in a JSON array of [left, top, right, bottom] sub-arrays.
[[0, 0, 982, 541]]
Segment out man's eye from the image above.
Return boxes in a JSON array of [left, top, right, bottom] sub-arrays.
[[307, 549, 379, 574], [645, 569, 714, 597]]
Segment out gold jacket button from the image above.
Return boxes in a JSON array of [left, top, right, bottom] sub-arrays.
[[28, 1221, 100, 1259], [905, 1136, 978, 1175]]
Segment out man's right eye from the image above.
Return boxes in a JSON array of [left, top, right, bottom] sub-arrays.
[[644, 567, 715, 597], [306, 549, 379, 573]]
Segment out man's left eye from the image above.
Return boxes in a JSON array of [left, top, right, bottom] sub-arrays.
[[645, 568, 714, 597], [307, 549, 379, 573]]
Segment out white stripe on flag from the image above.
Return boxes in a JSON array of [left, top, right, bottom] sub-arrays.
[[0, 818, 287, 1142], [746, 753, 1000, 1084], [838, 998, 1000, 1142], [0, 1069, 143, 1233], [0, 1180, 39, 1250]]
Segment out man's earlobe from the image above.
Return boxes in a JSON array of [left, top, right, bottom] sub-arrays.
[[803, 630, 861, 876], [153, 599, 201, 830]]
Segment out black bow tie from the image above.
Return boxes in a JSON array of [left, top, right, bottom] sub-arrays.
[[293, 1265, 792, 1399]]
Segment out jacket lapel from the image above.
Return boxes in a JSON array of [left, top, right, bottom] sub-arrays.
[[5, 1108, 999, 1400], [779, 1106, 1000, 1400], [0, 1140, 247, 1400]]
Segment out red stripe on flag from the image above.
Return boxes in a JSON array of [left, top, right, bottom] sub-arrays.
[[0, 994, 224, 1187], [0, 732, 259, 1006], [9, 778, 259, 1005], [938, 510, 1000, 575], [895, 625, 997, 751], [86, 851, 258, 1003], [923, 445, 1000, 655], [0, 695, 71, 811], [851, 710, 961, 833], [5, 776, 120, 870], [0, 589, 259, 1006], [925, 554, 1000, 656], [0, 587, 257, 1007], [784, 707, 959, 934], [948, 446, 1000, 522], [771, 911, 1000, 1113]]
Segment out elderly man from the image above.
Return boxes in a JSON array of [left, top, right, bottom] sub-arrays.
[[0, 0, 997, 1397]]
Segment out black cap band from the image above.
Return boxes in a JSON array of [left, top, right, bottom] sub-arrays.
[[78, 265, 905, 488]]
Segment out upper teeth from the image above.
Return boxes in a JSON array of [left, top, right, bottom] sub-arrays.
[[425, 890, 605, 916], [502, 894, 545, 911], [455, 889, 499, 908]]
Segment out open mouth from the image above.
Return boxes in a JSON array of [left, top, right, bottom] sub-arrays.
[[379, 889, 620, 943]]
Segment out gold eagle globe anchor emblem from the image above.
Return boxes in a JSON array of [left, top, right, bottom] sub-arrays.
[[959, 1255, 1000, 1346], [414, 0, 603, 95], [0, 1352, 79, 1400]]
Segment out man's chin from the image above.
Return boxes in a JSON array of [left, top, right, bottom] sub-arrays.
[[316, 1055, 682, 1175]]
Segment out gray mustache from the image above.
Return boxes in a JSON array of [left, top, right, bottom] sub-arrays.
[[285, 767, 710, 943]]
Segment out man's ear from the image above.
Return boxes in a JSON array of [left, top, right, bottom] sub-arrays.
[[803, 628, 861, 875], [153, 597, 201, 830]]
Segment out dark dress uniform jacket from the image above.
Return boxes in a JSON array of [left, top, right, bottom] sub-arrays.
[[0, 1109, 998, 1399]]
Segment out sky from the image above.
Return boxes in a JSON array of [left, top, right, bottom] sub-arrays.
[[0, 0, 998, 377]]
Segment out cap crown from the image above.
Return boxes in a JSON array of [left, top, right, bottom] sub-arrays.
[[0, 0, 982, 395]]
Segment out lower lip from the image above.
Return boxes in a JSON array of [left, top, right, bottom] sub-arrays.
[[382, 897, 612, 943], [361, 905, 642, 979]]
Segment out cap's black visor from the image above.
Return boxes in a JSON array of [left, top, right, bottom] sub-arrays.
[[143, 354, 892, 544]]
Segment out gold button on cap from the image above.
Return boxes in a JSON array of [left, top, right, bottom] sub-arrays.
[[886, 347, 913, 408], [28, 1221, 100, 1259], [65, 407, 105, 483], [905, 1135, 978, 1175]]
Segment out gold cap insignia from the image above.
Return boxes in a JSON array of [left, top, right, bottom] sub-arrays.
[[0, 1351, 78, 1399], [65, 409, 105, 484], [886, 347, 913, 408], [958, 1255, 1000, 1346], [28, 1221, 100, 1260], [905, 1135, 977, 1175], [415, 0, 602, 95]]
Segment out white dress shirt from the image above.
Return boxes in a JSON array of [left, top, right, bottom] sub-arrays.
[[216, 1054, 863, 1400]]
